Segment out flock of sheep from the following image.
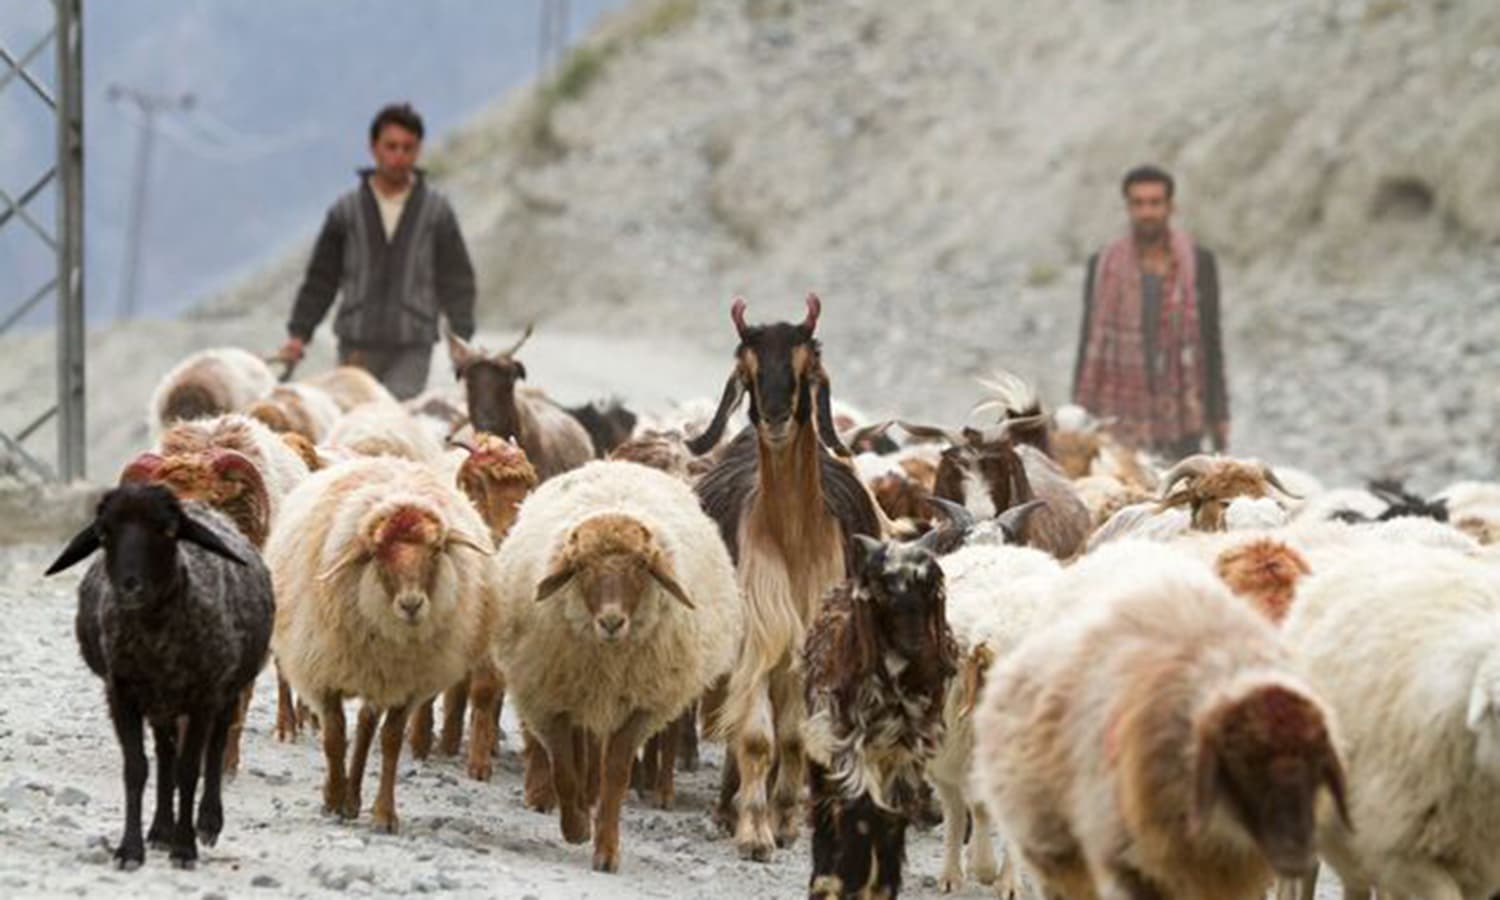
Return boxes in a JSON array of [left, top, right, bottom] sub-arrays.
[[41, 293, 1500, 899]]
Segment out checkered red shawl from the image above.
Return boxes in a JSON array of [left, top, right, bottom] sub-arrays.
[[1075, 228, 1206, 448]]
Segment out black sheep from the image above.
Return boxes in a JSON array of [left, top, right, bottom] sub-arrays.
[[45, 484, 273, 870]]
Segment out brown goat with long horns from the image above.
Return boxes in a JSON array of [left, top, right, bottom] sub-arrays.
[[691, 294, 882, 861]]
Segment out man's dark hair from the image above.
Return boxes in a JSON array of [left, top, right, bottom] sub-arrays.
[[1121, 164, 1175, 199], [369, 102, 424, 143]]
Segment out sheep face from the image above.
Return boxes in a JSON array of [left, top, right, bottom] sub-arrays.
[[850, 535, 948, 665], [1160, 456, 1296, 530], [1195, 683, 1349, 878], [246, 398, 295, 435], [687, 294, 849, 457], [1214, 540, 1311, 624], [45, 484, 248, 603], [455, 435, 538, 541], [534, 514, 693, 644]]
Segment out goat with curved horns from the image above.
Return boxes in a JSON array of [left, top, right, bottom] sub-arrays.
[[692, 293, 882, 861]]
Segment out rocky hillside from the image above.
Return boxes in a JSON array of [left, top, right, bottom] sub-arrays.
[[9, 0, 1497, 491]]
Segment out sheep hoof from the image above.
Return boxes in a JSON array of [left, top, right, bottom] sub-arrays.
[[972, 862, 998, 885], [560, 810, 591, 844], [466, 759, 492, 782], [371, 812, 399, 835], [937, 873, 961, 893], [169, 846, 197, 870], [196, 828, 219, 848], [737, 838, 774, 862], [338, 796, 361, 821], [591, 849, 619, 873], [438, 736, 462, 757], [113, 844, 144, 871], [146, 822, 173, 850]]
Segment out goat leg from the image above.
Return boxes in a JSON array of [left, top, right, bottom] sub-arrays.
[[343, 703, 379, 821], [168, 711, 209, 869], [146, 721, 177, 850], [108, 691, 148, 870], [872, 807, 909, 900], [439, 676, 469, 757], [969, 798, 1000, 885], [318, 693, 348, 817], [371, 704, 410, 834], [806, 762, 842, 899], [593, 710, 653, 873], [933, 778, 966, 893], [196, 701, 234, 848]]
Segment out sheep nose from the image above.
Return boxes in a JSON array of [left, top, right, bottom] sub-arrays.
[[597, 613, 626, 637], [120, 576, 143, 597], [398, 596, 424, 618]]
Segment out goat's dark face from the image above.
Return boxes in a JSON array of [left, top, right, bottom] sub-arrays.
[[448, 329, 533, 436], [853, 536, 945, 662], [44, 483, 249, 604]]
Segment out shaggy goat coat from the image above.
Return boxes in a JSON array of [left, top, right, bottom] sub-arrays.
[[494, 460, 743, 739]]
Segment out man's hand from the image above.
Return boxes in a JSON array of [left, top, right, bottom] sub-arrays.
[[1210, 421, 1230, 453], [276, 336, 305, 364]]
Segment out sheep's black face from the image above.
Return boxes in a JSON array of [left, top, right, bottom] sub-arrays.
[[857, 541, 944, 662], [96, 485, 186, 609], [739, 323, 816, 446]]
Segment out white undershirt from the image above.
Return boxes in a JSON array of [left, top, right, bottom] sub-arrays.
[[373, 181, 412, 239]]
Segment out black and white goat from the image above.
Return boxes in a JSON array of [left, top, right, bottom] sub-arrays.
[[801, 533, 957, 899], [45, 484, 274, 870]]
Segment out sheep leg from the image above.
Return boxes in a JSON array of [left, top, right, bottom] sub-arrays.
[[274, 672, 297, 742], [581, 728, 603, 809], [806, 761, 843, 899], [633, 732, 660, 800], [221, 683, 253, 776], [1385, 866, 1461, 900], [439, 676, 469, 757], [521, 725, 557, 812], [715, 750, 741, 835], [769, 668, 806, 849], [342, 704, 379, 820], [653, 718, 678, 810], [592, 709, 653, 873], [319, 693, 349, 817], [969, 799, 1000, 885], [107, 691, 148, 870], [676, 702, 700, 772], [933, 778, 966, 892], [536, 714, 590, 844], [465, 662, 503, 781], [195, 701, 234, 849], [146, 721, 178, 850], [167, 712, 209, 868], [371, 704, 410, 834], [409, 698, 435, 760]]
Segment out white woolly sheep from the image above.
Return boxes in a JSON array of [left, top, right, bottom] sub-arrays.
[[973, 541, 1349, 900], [245, 383, 343, 443], [928, 541, 1061, 894], [266, 456, 499, 833], [494, 459, 742, 872], [325, 401, 445, 464], [302, 365, 397, 412], [147, 347, 276, 435], [1438, 480, 1500, 545], [1280, 544, 1500, 900]]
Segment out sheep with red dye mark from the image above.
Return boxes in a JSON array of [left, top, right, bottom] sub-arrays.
[[974, 541, 1349, 900]]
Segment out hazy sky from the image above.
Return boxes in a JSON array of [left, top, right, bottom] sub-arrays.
[[0, 0, 625, 327]]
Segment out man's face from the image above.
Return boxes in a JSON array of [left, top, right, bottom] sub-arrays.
[[1125, 180, 1172, 242], [370, 123, 420, 184]]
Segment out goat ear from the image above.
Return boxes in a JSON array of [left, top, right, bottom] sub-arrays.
[[813, 373, 852, 459], [851, 534, 884, 571], [515, 360, 527, 381], [45, 521, 102, 575], [178, 514, 249, 567], [447, 528, 496, 556], [958, 643, 994, 718], [648, 559, 695, 610], [1190, 732, 1219, 837], [685, 373, 745, 456], [534, 565, 576, 602]]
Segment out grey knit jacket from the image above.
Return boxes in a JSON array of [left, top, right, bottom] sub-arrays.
[[288, 169, 475, 346]]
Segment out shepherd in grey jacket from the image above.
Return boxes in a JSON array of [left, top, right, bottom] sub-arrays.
[[277, 102, 475, 399]]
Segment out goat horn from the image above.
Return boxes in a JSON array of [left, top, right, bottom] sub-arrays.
[[802, 292, 821, 334], [730, 296, 749, 339], [925, 495, 976, 532], [447, 435, 479, 455], [996, 499, 1048, 544], [897, 420, 967, 447], [505, 323, 535, 357], [1158, 454, 1216, 499], [1259, 463, 1301, 500]]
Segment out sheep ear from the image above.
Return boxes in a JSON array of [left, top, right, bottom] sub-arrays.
[[318, 544, 368, 583], [1190, 735, 1218, 837], [1321, 743, 1353, 831], [178, 514, 249, 567], [447, 529, 496, 556], [648, 560, 695, 610], [534, 566, 576, 602], [45, 522, 102, 575]]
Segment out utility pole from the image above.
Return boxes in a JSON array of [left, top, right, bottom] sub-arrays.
[[106, 84, 194, 320]]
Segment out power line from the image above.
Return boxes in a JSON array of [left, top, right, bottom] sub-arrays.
[[106, 83, 194, 320]]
